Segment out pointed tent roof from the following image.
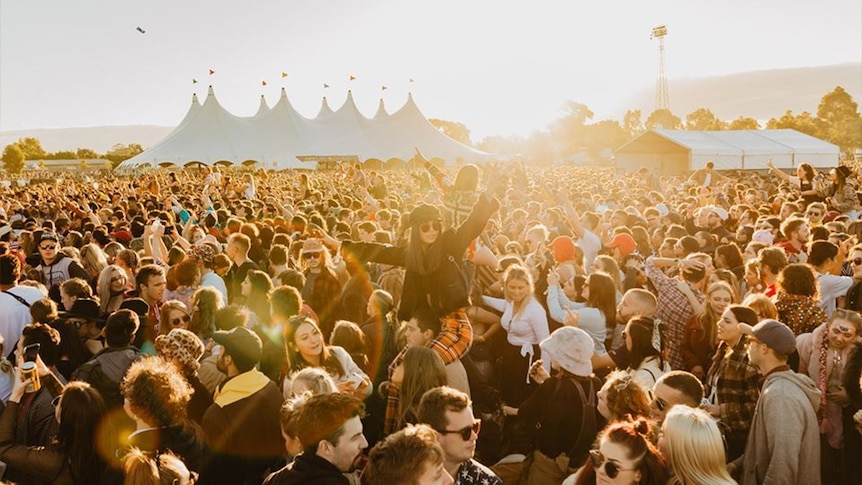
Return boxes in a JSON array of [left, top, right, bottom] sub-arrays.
[[252, 95, 270, 118], [118, 88, 490, 171], [373, 99, 389, 121]]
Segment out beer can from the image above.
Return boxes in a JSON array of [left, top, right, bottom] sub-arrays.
[[20, 362, 40, 393]]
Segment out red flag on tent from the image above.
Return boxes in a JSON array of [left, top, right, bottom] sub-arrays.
[[209, 69, 215, 75], [281, 72, 288, 78], [262, 80, 267, 87], [349, 75, 356, 81], [323, 83, 330, 88], [381, 85, 387, 91]]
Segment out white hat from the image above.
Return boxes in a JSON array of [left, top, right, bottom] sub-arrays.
[[539, 327, 593, 376], [704, 205, 728, 221], [752, 229, 774, 245]]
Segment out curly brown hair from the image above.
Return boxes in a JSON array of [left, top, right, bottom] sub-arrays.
[[121, 357, 192, 427], [777, 263, 819, 299]]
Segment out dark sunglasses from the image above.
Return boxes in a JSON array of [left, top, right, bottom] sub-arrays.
[[653, 397, 668, 412], [302, 252, 322, 260], [851, 258, 862, 266], [39, 245, 57, 250], [590, 450, 636, 479], [419, 221, 442, 233], [807, 211, 822, 217], [171, 314, 191, 326], [437, 419, 480, 441]]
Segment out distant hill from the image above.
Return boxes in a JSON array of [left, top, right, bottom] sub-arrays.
[[619, 63, 862, 121], [0, 125, 173, 154]]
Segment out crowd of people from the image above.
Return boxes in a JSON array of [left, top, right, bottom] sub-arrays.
[[0, 155, 860, 485]]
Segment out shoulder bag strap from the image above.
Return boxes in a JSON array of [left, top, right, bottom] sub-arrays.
[[567, 378, 596, 460], [2, 290, 31, 308]]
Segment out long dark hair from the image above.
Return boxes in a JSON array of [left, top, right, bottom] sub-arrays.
[[284, 316, 345, 378], [588, 272, 618, 336], [404, 224, 445, 276], [628, 317, 664, 370], [57, 382, 109, 485]]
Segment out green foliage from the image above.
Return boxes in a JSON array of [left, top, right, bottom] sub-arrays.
[[76, 148, 99, 159], [817, 86, 861, 155], [685, 108, 726, 130], [1, 144, 25, 174], [15, 137, 46, 160], [623, 109, 644, 138], [104, 143, 144, 168], [645, 109, 682, 130], [428, 119, 473, 146], [728, 116, 760, 130]]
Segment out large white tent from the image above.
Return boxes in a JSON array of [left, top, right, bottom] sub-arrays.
[[117, 87, 489, 171], [615, 129, 841, 175]]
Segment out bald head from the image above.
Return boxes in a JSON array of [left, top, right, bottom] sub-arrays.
[[616, 289, 657, 324]]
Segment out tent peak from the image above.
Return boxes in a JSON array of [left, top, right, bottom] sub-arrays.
[[280, 87, 287, 97], [207, 85, 214, 96]]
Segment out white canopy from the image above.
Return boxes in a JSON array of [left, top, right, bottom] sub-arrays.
[[118, 87, 489, 171], [615, 128, 841, 174]]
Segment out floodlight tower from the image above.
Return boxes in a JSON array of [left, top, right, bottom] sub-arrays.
[[651, 25, 670, 112]]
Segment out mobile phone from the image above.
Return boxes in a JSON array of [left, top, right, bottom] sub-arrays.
[[23, 343, 40, 363], [347, 373, 364, 387]]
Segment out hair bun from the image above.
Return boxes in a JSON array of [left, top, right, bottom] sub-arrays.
[[633, 417, 651, 437]]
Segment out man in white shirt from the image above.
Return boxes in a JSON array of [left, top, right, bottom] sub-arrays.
[[0, 254, 46, 353], [809, 240, 853, 317]]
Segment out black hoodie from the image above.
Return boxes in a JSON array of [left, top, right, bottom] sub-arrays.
[[263, 453, 348, 485]]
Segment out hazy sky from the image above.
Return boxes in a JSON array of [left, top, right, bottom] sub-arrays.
[[1, 0, 860, 140]]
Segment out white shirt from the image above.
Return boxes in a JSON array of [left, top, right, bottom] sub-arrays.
[[201, 271, 228, 304], [578, 229, 602, 272], [482, 296, 549, 354], [0, 285, 46, 351], [816, 272, 853, 317]]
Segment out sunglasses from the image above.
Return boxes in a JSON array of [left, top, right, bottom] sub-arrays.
[[419, 221, 442, 233], [807, 212, 822, 217], [590, 450, 637, 479], [39, 245, 57, 250], [653, 397, 668, 412], [302, 252, 322, 260], [437, 419, 481, 441], [851, 258, 862, 266], [171, 314, 191, 327]]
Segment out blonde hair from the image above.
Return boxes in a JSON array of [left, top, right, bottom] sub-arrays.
[[503, 264, 534, 302], [662, 406, 735, 485], [290, 367, 338, 396]]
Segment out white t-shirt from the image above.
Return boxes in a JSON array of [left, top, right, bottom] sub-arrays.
[[578, 228, 602, 272], [0, 285, 46, 351], [816, 272, 854, 317]]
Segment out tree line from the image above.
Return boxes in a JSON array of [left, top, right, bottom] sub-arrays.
[[3, 86, 860, 173], [432, 86, 861, 164], [1, 141, 144, 174]]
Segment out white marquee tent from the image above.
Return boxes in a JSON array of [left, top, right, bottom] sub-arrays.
[[117, 87, 489, 171], [615, 129, 841, 175]]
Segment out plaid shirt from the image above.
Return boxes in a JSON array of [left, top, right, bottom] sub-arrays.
[[645, 258, 704, 370], [705, 337, 761, 434], [383, 309, 473, 435], [304, 267, 342, 337]]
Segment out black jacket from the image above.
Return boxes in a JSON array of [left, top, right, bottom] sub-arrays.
[[344, 194, 498, 321], [263, 453, 348, 485]]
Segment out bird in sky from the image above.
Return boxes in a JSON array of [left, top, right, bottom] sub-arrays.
[[136, 26, 146, 34]]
